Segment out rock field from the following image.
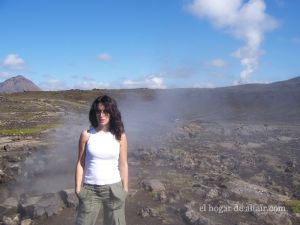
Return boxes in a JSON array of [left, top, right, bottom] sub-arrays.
[[0, 86, 300, 225]]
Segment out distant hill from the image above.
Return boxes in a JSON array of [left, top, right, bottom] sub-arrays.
[[0, 75, 42, 93], [131, 76, 300, 123], [266, 76, 300, 88], [197, 76, 300, 122]]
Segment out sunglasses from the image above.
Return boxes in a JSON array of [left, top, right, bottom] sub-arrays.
[[95, 109, 109, 115]]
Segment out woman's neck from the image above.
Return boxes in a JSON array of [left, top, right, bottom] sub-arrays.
[[96, 124, 110, 132]]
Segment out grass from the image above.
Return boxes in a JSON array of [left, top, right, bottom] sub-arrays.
[[285, 199, 300, 213], [23, 112, 38, 120], [0, 124, 57, 135]]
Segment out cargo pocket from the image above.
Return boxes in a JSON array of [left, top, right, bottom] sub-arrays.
[[75, 186, 94, 225], [109, 182, 127, 210], [77, 186, 92, 213], [78, 186, 87, 200]]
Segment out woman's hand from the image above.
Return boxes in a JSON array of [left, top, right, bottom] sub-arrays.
[[75, 187, 81, 196], [75, 130, 89, 198], [119, 133, 129, 195]]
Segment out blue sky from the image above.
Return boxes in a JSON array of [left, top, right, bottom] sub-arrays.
[[0, 0, 299, 90]]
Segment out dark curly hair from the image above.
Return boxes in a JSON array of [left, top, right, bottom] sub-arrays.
[[89, 95, 125, 141]]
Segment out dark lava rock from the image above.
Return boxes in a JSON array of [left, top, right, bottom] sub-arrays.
[[252, 206, 292, 225], [19, 192, 64, 219], [3, 145, 11, 152], [137, 207, 159, 218], [141, 179, 165, 192], [4, 155, 22, 163], [0, 169, 7, 183], [154, 191, 167, 202], [181, 202, 219, 225], [20, 218, 32, 225], [1, 214, 20, 225], [0, 197, 19, 219], [60, 189, 78, 208]]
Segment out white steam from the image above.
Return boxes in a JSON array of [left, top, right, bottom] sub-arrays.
[[186, 0, 278, 83]]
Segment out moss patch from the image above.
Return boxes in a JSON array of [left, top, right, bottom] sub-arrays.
[[0, 124, 56, 135], [285, 199, 300, 213]]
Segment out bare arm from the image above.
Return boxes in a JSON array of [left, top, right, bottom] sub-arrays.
[[119, 133, 128, 192], [75, 130, 89, 194]]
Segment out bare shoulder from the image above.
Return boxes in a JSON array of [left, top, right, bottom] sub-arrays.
[[121, 132, 127, 138], [120, 133, 127, 157], [120, 133, 127, 142], [80, 129, 90, 142]]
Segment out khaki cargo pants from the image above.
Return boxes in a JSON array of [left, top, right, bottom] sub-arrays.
[[75, 181, 127, 225]]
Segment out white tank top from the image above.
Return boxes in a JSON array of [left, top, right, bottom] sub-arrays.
[[84, 128, 121, 185]]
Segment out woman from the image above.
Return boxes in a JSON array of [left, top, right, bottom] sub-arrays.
[[75, 95, 128, 225]]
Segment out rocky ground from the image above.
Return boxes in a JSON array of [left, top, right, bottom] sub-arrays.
[[0, 89, 300, 225]]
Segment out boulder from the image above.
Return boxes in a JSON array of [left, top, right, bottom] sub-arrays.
[[1, 214, 20, 225], [19, 192, 64, 218], [0, 197, 19, 218], [181, 201, 201, 225], [182, 208, 201, 225], [60, 189, 78, 208], [182, 207, 216, 225], [137, 207, 159, 218], [8, 164, 21, 176], [141, 179, 165, 192], [252, 206, 292, 225], [154, 190, 167, 202], [181, 202, 219, 225], [3, 144, 11, 152], [226, 179, 289, 204], [20, 218, 32, 225], [4, 155, 22, 163], [0, 169, 5, 177], [206, 188, 219, 199]]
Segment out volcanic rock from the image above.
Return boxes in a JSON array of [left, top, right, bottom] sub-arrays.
[[226, 179, 288, 204], [19, 193, 64, 218], [60, 189, 78, 208], [253, 207, 292, 225], [0, 197, 19, 218], [20, 218, 32, 225], [141, 179, 165, 192], [1, 214, 20, 225], [137, 207, 159, 218]]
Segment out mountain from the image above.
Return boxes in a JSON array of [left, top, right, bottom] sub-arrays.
[[145, 76, 300, 123], [267, 76, 300, 88], [0, 75, 42, 93]]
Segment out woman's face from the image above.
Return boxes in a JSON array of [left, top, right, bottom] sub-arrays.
[[96, 104, 110, 127]]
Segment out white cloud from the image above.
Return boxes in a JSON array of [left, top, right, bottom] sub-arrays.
[[97, 53, 112, 61], [74, 81, 111, 90], [210, 58, 226, 68], [2, 54, 26, 69], [0, 71, 12, 79], [121, 75, 166, 89], [185, 0, 278, 83], [233, 79, 271, 85], [39, 79, 68, 91], [40, 79, 111, 90]]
